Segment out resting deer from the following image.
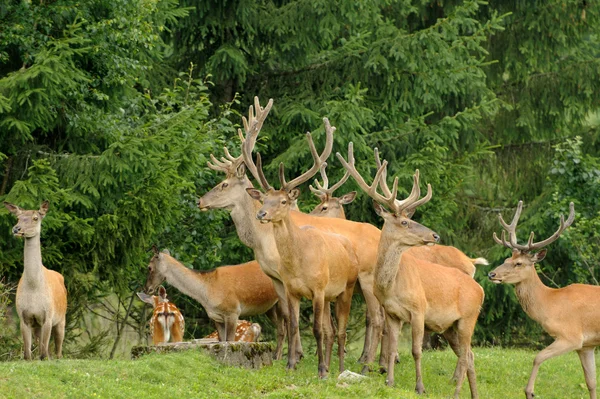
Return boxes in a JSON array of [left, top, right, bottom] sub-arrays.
[[143, 247, 280, 346], [4, 201, 67, 360], [337, 145, 484, 398], [244, 122, 359, 379], [205, 320, 262, 342], [489, 201, 599, 399], [137, 286, 184, 345]]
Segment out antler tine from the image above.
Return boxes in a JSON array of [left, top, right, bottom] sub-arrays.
[[404, 182, 433, 214], [336, 142, 398, 212], [374, 148, 392, 197], [309, 163, 329, 196], [279, 117, 335, 191], [527, 202, 576, 250], [207, 153, 233, 173], [492, 231, 513, 249], [239, 97, 274, 189], [255, 153, 273, 191], [498, 200, 523, 233]]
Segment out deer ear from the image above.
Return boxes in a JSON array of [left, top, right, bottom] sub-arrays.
[[288, 188, 301, 201], [161, 249, 170, 256], [246, 188, 263, 201], [158, 286, 167, 300], [236, 163, 246, 179], [338, 191, 357, 205], [136, 292, 154, 305], [4, 202, 22, 216], [39, 200, 49, 216], [532, 249, 547, 263], [151, 245, 159, 255], [373, 201, 390, 218]]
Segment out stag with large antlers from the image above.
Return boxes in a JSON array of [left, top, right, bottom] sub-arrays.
[[337, 144, 484, 398], [198, 97, 387, 368], [489, 201, 599, 399], [244, 119, 359, 379]]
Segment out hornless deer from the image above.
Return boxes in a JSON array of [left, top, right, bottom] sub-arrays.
[[244, 124, 359, 379], [337, 144, 484, 398], [143, 247, 280, 346], [205, 320, 262, 342], [489, 201, 599, 399], [137, 286, 184, 345], [4, 201, 67, 360]]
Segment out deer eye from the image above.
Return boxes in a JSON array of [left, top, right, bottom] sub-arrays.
[[281, 200, 287, 205], [322, 206, 328, 211], [401, 220, 408, 226], [33, 216, 38, 221], [515, 262, 522, 267], [222, 183, 229, 189]]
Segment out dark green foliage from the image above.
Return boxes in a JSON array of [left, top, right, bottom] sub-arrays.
[[1, 0, 600, 353]]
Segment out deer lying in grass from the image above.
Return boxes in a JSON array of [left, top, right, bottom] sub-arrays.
[[244, 123, 359, 379], [205, 320, 262, 342], [137, 286, 184, 345], [4, 201, 67, 360], [143, 247, 281, 346], [489, 201, 599, 399], [337, 145, 484, 398]]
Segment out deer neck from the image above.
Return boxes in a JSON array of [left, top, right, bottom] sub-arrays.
[[270, 213, 302, 273], [163, 258, 212, 307], [514, 270, 552, 322], [374, 225, 415, 294], [230, 183, 273, 251], [21, 234, 45, 288]]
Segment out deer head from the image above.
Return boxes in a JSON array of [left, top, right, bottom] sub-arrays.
[[308, 163, 356, 218], [198, 97, 273, 211], [137, 285, 184, 345], [4, 201, 49, 238], [144, 246, 172, 293], [336, 143, 439, 246], [244, 117, 335, 223], [488, 201, 575, 285]]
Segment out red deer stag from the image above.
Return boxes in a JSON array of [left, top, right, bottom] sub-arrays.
[[244, 125, 359, 379], [4, 201, 67, 360], [337, 144, 484, 398], [198, 98, 384, 367], [489, 201, 599, 399], [143, 247, 280, 347], [205, 320, 262, 342], [137, 286, 184, 345]]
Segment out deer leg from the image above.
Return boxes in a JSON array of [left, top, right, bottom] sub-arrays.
[[525, 339, 579, 399], [39, 319, 53, 360], [20, 319, 33, 360], [52, 318, 66, 359], [335, 286, 354, 374], [215, 321, 226, 342], [453, 317, 478, 399], [287, 296, 301, 371], [443, 326, 462, 382], [377, 309, 390, 375], [322, 302, 334, 372], [225, 316, 238, 341], [385, 314, 402, 386], [266, 305, 285, 360], [312, 292, 327, 379], [274, 280, 303, 361], [356, 275, 382, 366], [577, 348, 596, 399], [410, 314, 426, 394]]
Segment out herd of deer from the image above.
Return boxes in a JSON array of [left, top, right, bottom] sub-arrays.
[[4, 96, 600, 399]]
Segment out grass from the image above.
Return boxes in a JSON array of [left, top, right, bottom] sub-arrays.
[[0, 344, 595, 399]]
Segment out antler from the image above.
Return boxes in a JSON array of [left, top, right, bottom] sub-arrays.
[[277, 117, 335, 191], [493, 201, 576, 251], [336, 143, 432, 215], [239, 97, 274, 190], [309, 163, 350, 198], [207, 147, 244, 176]]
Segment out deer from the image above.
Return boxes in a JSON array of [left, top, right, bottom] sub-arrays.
[[4, 201, 68, 361], [337, 144, 484, 398], [198, 97, 385, 367], [244, 126, 359, 379], [137, 286, 185, 345], [142, 247, 281, 348], [205, 320, 262, 342], [489, 201, 599, 399]]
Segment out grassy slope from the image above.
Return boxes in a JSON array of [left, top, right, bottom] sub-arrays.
[[0, 346, 594, 399]]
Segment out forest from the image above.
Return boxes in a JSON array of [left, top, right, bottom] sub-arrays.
[[1, 0, 599, 362]]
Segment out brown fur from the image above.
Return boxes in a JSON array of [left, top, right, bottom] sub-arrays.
[[4, 201, 68, 361], [143, 249, 279, 344], [205, 320, 262, 342]]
